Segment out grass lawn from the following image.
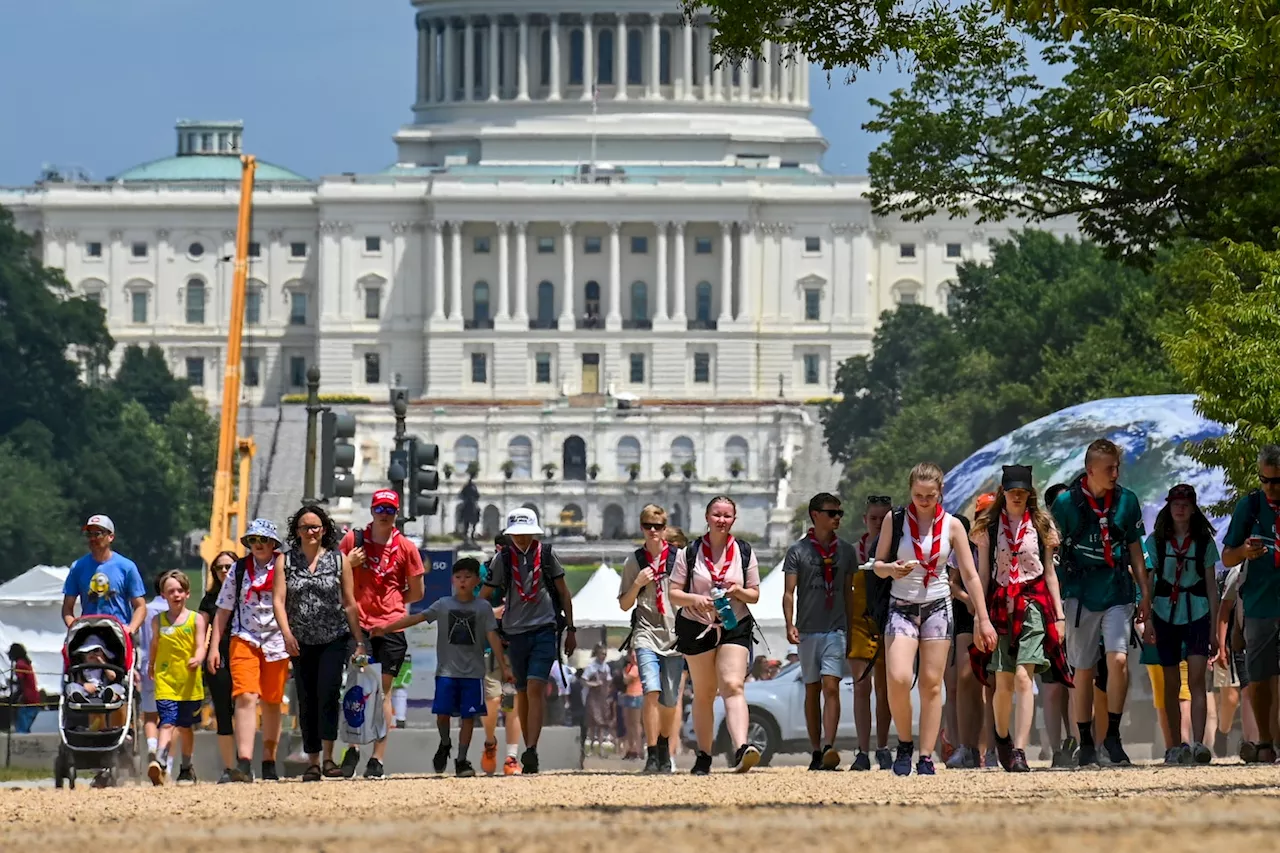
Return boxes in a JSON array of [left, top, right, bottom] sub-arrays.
[[0, 766, 50, 782]]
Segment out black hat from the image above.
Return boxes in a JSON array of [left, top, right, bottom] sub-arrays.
[[1001, 465, 1034, 492]]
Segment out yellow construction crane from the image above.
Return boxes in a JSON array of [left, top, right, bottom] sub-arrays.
[[199, 155, 258, 569]]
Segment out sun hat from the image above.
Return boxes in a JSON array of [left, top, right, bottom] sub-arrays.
[[241, 518, 282, 548], [503, 507, 543, 536]]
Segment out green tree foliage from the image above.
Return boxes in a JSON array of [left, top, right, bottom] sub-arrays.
[[824, 232, 1183, 502], [0, 209, 217, 581]]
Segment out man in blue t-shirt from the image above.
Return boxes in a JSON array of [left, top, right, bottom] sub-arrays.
[[61, 514, 147, 635], [1222, 444, 1280, 762]]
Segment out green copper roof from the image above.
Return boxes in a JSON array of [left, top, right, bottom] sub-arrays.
[[113, 155, 310, 183]]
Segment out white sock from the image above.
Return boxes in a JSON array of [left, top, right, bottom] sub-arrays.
[[147, 737, 158, 755], [506, 744, 518, 759]]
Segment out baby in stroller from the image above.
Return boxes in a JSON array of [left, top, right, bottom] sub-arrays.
[[66, 634, 127, 726]]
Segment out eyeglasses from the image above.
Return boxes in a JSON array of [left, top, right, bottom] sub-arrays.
[[244, 536, 272, 547], [866, 495, 891, 506], [213, 563, 234, 572], [372, 505, 397, 515], [1261, 475, 1280, 485], [817, 509, 845, 519], [641, 522, 667, 531], [299, 524, 323, 533]]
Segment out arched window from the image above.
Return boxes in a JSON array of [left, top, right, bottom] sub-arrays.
[[627, 29, 643, 84], [616, 435, 641, 478], [537, 280, 555, 325], [725, 436, 750, 478], [453, 436, 480, 473], [186, 278, 206, 325], [569, 28, 584, 85], [695, 281, 713, 324], [584, 280, 601, 318], [659, 29, 671, 84], [670, 436, 695, 465], [473, 281, 491, 324], [630, 281, 648, 323], [597, 28, 614, 84], [563, 436, 588, 481], [508, 435, 533, 479], [540, 28, 551, 85]]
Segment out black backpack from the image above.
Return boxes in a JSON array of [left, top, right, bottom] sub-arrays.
[[681, 537, 754, 593], [495, 542, 570, 687], [619, 545, 679, 652], [862, 508, 905, 638], [1058, 480, 1125, 578]]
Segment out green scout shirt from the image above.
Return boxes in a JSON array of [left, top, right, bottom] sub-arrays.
[[1052, 484, 1145, 612], [1142, 533, 1218, 625], [1223, 492, 1280, 619]]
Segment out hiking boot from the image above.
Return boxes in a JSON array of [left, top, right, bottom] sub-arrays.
[[147, 757, 165, 786], [481, 741, 498, 776], [230, 759, 254, 783], [945, 745, 971, 770], [363, 757, 385, 778], [851, 751, 872, 772], [434, 741, 452, 774], [455, 759, 476, 778], [521, 747, 540, 775], [875, 747, 893, 770], [340, 747, 360, 778], [808, 750, 824, 771], [503, 755, 520, 775], [1191, 742, 1212, 765], [657, 737, 673, 774], [892, 742, 914, 776], [176, 765, 196, 785], [916, 755, 935, 776], [1102, 736, 1131, 766], [1077, 743, 1099, 767], [732, 743, 761, 773], [691, 751, 713, 776], [820, 745, 841, 770], [995, 734, 1014, 772], [261, 760, 279, 782], [1239, 741, 1259, 763], [216, 768, 233, 784], [1008, 749, 1030, 773], [644, 747, 663, 774]]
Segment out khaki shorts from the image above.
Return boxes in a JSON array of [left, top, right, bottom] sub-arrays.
[[484, 671, 503, 702]]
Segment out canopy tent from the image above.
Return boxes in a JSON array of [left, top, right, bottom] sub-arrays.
[[570, 563, 632, 628], [752, 562, 787, 628], [0, 566, 71, 693]]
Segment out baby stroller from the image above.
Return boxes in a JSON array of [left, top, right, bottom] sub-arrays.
[[54, 615, 140, 789]]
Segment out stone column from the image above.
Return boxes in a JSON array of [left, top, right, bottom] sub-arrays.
[[488, 17, 500, 101], [736, 222, 752, 325], [761, 41, 772, 101], [496, 222, 510, 320], [430, 222, 445, 321], [699, 23, 711, 100], [417, 18, 428, 104], [463, 18, 475, 101], [549, 16, 562, 100], [671, 222, 687, 324], [517, 16, 529, 100], [449, 221, 463, 324], [580, 16, 595, 100], [778, 49, 790, 104], [559, 221, 575, 327], [798, 50, 809, 103], [681, 22, 694, 100], [712, 51, 723, 100], [648, 13, 661, 98], [514, 222, 529, 322], [737, 61, 750, 102], [607, 221, 622, 330], [443, 21, 456, 103], [426, 21, 438, 103], [655, 222, 669, 322], [719, 222, 734, 325], [615, 14, 628, 100]]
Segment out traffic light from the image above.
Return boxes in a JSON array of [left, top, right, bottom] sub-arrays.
[[319, 411, 357, 499], [405, 436, 439, 519]]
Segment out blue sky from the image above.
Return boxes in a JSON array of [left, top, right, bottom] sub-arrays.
[[0, 1, 911, 185]]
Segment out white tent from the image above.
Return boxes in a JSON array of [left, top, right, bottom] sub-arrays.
[[570, 563, 632, 628], [752, 561, 787, 628], [0, 566, 71, 693]]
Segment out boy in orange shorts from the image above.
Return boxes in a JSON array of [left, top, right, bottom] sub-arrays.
[[209, 518, 289, 783]]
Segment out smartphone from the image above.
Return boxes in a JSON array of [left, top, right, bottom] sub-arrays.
[[903, 560, 921, 570], [1248, 535, 1265, 549]]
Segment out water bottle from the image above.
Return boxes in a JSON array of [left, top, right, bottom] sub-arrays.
[[711, 587, 739, 630]]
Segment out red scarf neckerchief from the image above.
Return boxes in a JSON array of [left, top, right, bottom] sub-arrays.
[[907, 504, 945, 589], [1168, 534, 1193, 611], [701, 536, 737, 588], [361, 525, 401, 583], [509, 542, 542, 603], [1267, 496, 1280, 570], [969, 574, 1072, 689], [646, 543, 671, 614], [1000, 510, 1032, 584], [808, 528, 839, 609], [245, 555, 275, 602], [856, 532, 871, 564], [1080, 478, 1116, 567]]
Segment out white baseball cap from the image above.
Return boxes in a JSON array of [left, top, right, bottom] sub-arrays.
[[83, 514, 115, 534], [503, 508, 543, 536]]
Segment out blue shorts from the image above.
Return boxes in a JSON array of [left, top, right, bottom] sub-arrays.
[[505, 626, 557, 691], [799, 631, 847, 684], [635, 648, 684, 707], [156, 699, 202, 728], [431, 676, 484, 719]]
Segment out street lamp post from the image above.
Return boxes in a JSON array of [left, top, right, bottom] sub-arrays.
[[302, 366, 322, 503]]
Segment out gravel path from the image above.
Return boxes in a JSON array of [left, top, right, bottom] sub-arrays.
[[4, 763, 1278, 852]]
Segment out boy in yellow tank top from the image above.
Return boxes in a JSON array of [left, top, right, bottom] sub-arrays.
[[147, 570, 208, 785]]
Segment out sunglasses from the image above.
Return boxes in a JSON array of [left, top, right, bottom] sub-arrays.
[[1262, 475, 1280, 485], [641, 522, 667, 531], [85, 530, 110, 539], [866, 495, 891, 506], [244, 536, 272, 547], [213, 563, 234, 572], [816, 509, 845, 519], [372, 505, 397, 515]]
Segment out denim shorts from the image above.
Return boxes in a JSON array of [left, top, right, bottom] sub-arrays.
[[156, 699, 202, 728], [505, 626, 558, 691], [635, 648, 684, 707], [798, 631, 847, 684]]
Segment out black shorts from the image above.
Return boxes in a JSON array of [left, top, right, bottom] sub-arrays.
[[368, 631, 408, 678], [953, 600, 975, 637], [675, 612, 754, 657]]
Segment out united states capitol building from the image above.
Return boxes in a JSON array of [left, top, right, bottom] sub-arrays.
[[1, 1, 1077, 544]]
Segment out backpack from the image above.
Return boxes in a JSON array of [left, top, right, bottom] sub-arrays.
[[619, 545, 679, 652], [861, 508, 904, 639], [1058, 480, 1125, 578], [681, 537, 754, 593], [1152, 533, 1212, 603]]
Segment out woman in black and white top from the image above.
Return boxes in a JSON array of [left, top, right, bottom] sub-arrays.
[[273, 504, 362, 782]]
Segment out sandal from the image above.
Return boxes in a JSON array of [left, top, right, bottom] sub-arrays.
[[302, 764, 323, 782], [322, 759, 344, 778]]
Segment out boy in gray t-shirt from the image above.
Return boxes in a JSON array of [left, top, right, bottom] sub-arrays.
[[373, 558, 507, 777]]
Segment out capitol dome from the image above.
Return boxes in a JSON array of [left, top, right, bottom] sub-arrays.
[[111, 120, 309, 183]]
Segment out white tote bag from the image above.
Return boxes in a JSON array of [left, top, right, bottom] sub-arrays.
[[340, 661, 386, 745]]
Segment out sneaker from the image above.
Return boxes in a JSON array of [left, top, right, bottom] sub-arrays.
[[892, 741, 914, 776], [876, 747, 893, 771], [1214, 730, 1230, 758], [657, 737, 672, 774], [820, 745, 841, 770], [521, 747, 539, 775], [1102, 736, 1131, 766], [434, 741, 451, 774], [261, 760, 279, 782], [1061, 736, 1079, 760], [67, 686, 89, 704], [1178, 743, 1196, 765], [732, 743, 761, 773], [915, 755, 935, 776], [644, 748, 662, 774], [669, 756, 677, 773], [945, 745, 970, 770], [147, 757, 164, 786], [1191, 742, 1212, 765], [983, 747, 998, 769], [940, 734, 956, 764], [691, 751, 713, 776], [503, 755, 520, 776], [963, 746, 979, 769], [455, 759, 476, 778], [230, 759, 254, 783], [1077, 743, 1099, 767], [1256, 743, 1276, 764], [363, 757, 385, 779], [1164, 746, 1183, 765], [176, 765, 196, 785], [1008, 749, 1030, 773], [851, 751, 872, 772], [995, 735, 1014, 772], [216, 768, 233, 784], [481, 741, 498, 776], [1240, 741, 1259, 764], [808, 750, 824, 771], [340, 747, 360, 779]]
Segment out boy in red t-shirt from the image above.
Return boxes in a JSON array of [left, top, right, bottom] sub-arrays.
[[337, 488, 426, 778]]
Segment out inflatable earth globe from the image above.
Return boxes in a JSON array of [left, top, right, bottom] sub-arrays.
[[943, 394, 1230, 534]]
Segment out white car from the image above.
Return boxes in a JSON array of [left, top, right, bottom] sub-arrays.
[[681, 661, 919, 766]]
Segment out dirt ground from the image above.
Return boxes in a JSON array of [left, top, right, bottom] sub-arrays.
[[6, 763, 1280, 852]]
